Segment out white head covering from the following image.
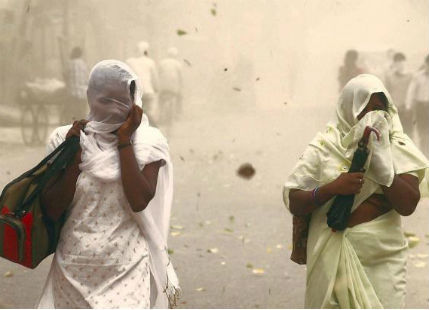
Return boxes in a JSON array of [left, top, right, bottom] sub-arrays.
[[284, 74, 429, 210], [81, 59, 180, 307]]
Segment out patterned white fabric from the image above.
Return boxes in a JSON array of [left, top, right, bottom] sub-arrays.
[[37, 60, 179, 309]]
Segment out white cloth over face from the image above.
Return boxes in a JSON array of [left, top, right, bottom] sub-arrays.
[[37, 60, 179, 309], [283, 74, 429, 308]]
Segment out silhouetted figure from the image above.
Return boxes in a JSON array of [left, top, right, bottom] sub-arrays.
[[385, 52, 412, 136], [338, 50, 363, 91], [406, 54, 429, 156], [63, 46, 89, 123], [158, 47, 183, 125], [126, 41, 159, 123]]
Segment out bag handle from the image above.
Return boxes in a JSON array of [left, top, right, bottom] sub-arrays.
[[15, 136, 81, 217], [0, 136, 74, 205]]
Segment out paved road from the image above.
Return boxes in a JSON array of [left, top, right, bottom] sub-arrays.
[[0, 106, 428, 308]]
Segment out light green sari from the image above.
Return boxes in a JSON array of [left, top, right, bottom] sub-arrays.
[[284, 74, 429, 308]]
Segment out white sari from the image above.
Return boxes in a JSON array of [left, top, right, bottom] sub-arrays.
[[283, 74, 429, 308]]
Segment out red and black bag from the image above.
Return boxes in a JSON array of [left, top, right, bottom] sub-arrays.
[[0, 136, 80, 268]]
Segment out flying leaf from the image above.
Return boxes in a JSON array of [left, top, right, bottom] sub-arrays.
[[408, 236, 420, 248], [252, 268, 265, 275]]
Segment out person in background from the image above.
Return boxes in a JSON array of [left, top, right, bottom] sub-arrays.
[[338, 49, 363, 91], [385, 52, 412, 136], [63, 46, 89, 123], [158, 47, 183, 125], [127, 41, 159, 123], [406, 54, 429, 157]]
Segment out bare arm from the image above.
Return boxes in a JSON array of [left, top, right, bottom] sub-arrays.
[[382, 174, 420, 216], [289, 172, 365, 216], [118, 142, 163, 212], [117, 104, 163, 212], [41, 121, 87, 221]]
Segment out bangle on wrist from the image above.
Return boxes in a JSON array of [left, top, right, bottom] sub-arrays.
[[312, 187, 321, 206], [118, 141, 132, 151]]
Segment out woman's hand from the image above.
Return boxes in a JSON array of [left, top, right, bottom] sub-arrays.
[[117, 105, 143, 143], [331, 172, 365, 195], [66, 119, 88, 139], [66, 119, 88, 164]]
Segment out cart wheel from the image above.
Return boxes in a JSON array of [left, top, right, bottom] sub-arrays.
[[20, 104, 37, 146], [35, 105, 49, 145]]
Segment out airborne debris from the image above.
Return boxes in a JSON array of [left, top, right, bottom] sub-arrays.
[[233, 87, 242, 92], [414, 261, 427, 268], [183, 59, 192, 66], [3, 271, 13, 278], [404, 231, 416, 237], [229, 215, 235, 223], [177, 29, 187, 36], [252, 268, 265, 275], [408, 236, 420, 248], [237, 163, 256, 179], [211, 8, 217, 16], [171, 225, 184, 230], [195, 287, 206, 292], [207, 248, 219, 254], [417, 254, 429, 259], [170, 231, 181, 237]]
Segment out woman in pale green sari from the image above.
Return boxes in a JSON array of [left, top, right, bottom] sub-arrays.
[[283, 74, 429, 308]]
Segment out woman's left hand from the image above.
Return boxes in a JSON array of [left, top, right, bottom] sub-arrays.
[[117, 105, 143, 143]]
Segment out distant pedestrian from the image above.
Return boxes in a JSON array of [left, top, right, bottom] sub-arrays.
[[338, 49, 363, 91], [406, 54, 429, 156], [63, 46, 89, 123], [127, 41, 159, 123], [384, 52, 412, 136], [158, 47, 183, 124]]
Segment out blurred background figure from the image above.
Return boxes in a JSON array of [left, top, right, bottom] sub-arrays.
[[158, 47, 183, 126], [63, 46, 89, 123], [126, 41, 159, 123], [338, 49, 363, 91], [384, 52, 413, 136], [406, 54, 429, 157]]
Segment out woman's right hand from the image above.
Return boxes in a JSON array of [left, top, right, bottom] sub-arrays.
[[66, 119, 88, 164], [331, 172, 365, 195]]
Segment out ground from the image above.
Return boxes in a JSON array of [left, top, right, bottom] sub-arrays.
[[0, 104, 428, 308]]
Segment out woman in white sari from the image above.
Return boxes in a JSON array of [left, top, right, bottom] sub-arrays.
[[284, 74, 428, 308], [38, 60, 179, 308]]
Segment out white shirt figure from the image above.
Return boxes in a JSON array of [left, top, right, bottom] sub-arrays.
[[159, 47, 183, 94], [126, 41, 159, 95], [406, 68, 429, 108]]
